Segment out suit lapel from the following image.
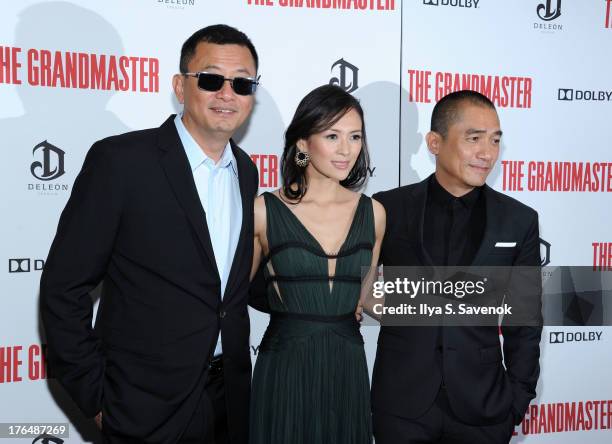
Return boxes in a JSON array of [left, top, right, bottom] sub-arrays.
[[412, 176, 434, 266], [157, 115, 220, 278], [471, 185, 498, 266], [224, 141, 253, 300]]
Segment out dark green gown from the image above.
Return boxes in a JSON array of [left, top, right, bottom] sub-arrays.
[[250, 192, 374, 444]]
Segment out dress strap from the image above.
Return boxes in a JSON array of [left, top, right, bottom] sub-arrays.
[[265, 274, 361, 284], [267, 241, 373, 261], [269, 310, 356, 323]]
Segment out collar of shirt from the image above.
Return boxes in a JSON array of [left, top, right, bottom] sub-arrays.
[[428, 174, 481, 210], [174, 114, 238, 177]]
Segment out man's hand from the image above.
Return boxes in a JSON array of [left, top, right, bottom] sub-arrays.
[[94, 412, 102, 430]]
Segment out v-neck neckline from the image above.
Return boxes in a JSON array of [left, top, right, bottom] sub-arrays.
[[266, 192, 364, 257]]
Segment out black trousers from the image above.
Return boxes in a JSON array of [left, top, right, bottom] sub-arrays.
[[101, 358, 230, 444], [373, 387, 515, 444], [179, 357, 230, 444]]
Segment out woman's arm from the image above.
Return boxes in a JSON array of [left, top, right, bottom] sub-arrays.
[[358, 198, 386, 321], [250, 194, 267, 281]]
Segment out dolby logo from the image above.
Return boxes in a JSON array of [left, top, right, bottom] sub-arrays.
[[549, 331, 603, 344], [549, 331, 564, 343], [558, 88, 573, 100], [8, 258, 45, 273], [423, 0, 480, 7], [558, 88, 612, 102]]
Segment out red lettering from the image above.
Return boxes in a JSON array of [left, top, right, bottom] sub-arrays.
[[129, 56, 139, 91], [250, 154, 279, 188], [39, 49, 52, 86], [78, 52, 89, 88], [119, 56, 130, 91], [501, 160, 524, 191], [52, 50, 65, 88], [0, 346, 23, 383], [139, 57, 148, 92], [0, 46, 22, 85], [408, 69, 431, 103], [27, 48, 38, 85], [523, 77, 532, 108], [593, 242, 612, 270], [576, 402, 585, 430], [565, 402, 576, 431], [64, 52, 77, 88], [106, 55, 119, 91], [28, 344, 46, 381], [149, 58, 159, 93], [91, 54, 106, 90]]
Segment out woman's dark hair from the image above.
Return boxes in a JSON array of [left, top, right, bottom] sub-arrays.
[[281, 84, 370, 202]]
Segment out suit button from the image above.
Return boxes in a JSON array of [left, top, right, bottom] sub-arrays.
[[219, 310, 227, 319]]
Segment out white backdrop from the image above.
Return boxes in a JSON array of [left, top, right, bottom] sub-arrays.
[[1, 1, 610, 442]]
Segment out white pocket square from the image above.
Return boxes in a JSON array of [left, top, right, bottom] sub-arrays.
[[495, 242, 516, 248]]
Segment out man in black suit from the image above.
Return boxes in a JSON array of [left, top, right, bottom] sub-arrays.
[[371, 90, 542, 443], [40, 25, 261, 444]]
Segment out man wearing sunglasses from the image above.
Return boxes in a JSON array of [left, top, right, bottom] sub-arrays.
[[41, 25, 261, 444]]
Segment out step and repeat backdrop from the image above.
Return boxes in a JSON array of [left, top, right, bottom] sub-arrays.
[[1, 1, 610, 443]]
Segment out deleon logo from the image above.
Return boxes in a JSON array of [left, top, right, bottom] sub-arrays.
[[539, 238, 551, 266], [537, 0, 561, 21], [8, 258, 45, 273], [330, 58, 359, 94], [156, 0, 195, 7], [31, 141, 65, 181]]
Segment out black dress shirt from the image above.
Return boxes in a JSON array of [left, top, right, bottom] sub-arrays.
[[424, 175, 487, 391], [423, 175, 486, 267]]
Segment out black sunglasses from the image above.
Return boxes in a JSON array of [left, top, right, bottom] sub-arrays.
[[183, 71, 260, 96]]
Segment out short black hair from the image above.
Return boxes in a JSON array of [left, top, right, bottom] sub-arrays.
[[431, 90, 496, 138], [281, 84, 370, 202], [179, 24, 258, 73]]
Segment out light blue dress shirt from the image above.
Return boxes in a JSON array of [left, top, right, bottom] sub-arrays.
[[174, 114, 242, 356]]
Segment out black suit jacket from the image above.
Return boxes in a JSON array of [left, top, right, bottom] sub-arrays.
[[372, 175, 542, 426], [40, 115, 258, 443]]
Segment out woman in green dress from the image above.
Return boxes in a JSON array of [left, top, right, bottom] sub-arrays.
[[249, 84, 386, 444]]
